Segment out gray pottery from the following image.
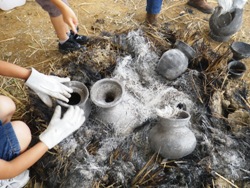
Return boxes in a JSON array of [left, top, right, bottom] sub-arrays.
[[149, 111, 197, 159], [230, 41, 250, 60], [227, 60, 246, 79], [209, 7, 243, 42], [90, 78, 138, 135], [156, 49, 188, 80], [57, 81, 92, 119], [90, 78, 124, 108], [174, 40, 196, 60]]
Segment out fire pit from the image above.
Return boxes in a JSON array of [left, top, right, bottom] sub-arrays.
[[28, 27, 250, 188]]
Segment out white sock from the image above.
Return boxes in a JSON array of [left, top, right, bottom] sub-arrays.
[[59, 36, 69, 44]]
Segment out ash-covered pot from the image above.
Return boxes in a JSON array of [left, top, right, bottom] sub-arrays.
[[57, 81, 91, 119], [156, 40, 196, 80], [209, 7, 243, 42], [149, 110, 197, 159], [90, 78, 139, 135]]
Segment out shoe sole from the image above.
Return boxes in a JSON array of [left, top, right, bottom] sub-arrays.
[[59, 47, 86, 54]]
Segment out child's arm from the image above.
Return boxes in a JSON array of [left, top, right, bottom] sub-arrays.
[[0, 60, 31, 80], [0, 106, 85, 179], [0, 142, 48, 179], [0, 60, 73, 106], [50, 0, 78, 33]]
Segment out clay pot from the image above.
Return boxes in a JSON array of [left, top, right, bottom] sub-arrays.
[[90, 78, 124, 108], [227, 60, 246, 79], [174, 40, 196, 60], [230, 41, 250, 60], [156, 49, 189, 80], [209, 7, 243, 42], [90, 78, 139, 135], [57, 81, 92, 119], [149, 111, 197, 159]]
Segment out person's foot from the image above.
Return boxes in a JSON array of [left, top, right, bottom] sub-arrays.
[[70, 30, 89, 45], [145, 13, 158, 26], [187, 0, 214, 14], [59, 37, 86, 54], [0, 170, 30, 188]]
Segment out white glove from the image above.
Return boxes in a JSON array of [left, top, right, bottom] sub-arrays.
[[25, 68, 73, 107], [39, 105, 85, 149]]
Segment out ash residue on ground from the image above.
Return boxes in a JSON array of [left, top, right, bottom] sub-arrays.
[[27, 25, 250, 188]]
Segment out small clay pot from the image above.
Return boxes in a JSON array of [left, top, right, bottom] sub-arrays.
[[230, 41, 250, 60], [227, 61, 246, 79], [156, 49, 189, 80], [57, 81, 91, 118], [174, 40, 196, 60], [209, 7, 243, 42]]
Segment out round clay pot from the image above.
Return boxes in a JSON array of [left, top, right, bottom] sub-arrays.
[[230, 41, 250, 60], [174, 40, 196, 60], [149, 111, 197, 159], [209, 7, 243, 42], [57, 81, 91, 118], [227, 61, 247, 79], [156, 49, 189, 80]]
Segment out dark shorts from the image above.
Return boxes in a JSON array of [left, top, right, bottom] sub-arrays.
[[0, 120, 20, 161], [35, 0, 68, 17]]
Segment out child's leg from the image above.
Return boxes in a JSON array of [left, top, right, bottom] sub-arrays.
[[50, 15, 69, 41], [0, 95, 16, 124], [11, 121, 31, 153], [0, 96, 31, 160], [35, 0, 69, 41]]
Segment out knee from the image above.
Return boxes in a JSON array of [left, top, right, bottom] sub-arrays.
[[11, 121, 32, 153], [0, 95, 16, 123]]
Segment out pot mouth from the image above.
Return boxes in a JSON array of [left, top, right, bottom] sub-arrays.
[[90, 78, 124, 108], [57, 81, 89, 107], [227, 61, 247, 79], [159, 110, 191, 121]]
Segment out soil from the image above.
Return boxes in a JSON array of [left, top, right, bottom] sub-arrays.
[[0, 0, 250, 187]]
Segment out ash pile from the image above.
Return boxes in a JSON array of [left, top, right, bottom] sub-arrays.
[[27, 26, 250, 188]]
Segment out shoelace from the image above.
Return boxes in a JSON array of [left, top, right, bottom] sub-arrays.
[[0, 179, 15, 188]]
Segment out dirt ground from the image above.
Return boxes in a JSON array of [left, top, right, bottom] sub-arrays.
[[0, 0, 250, 187]]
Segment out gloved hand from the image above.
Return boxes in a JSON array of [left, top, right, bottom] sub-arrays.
[[39, 105, 85, 149], [25, 68, 73, 107]]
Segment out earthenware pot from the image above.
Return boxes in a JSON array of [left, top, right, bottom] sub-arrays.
[[227, 60, 247, 79], [90, 78, 138, 135], [174, 40, 196, 60], [57, 81, 92, 119], [230, 41, 250, 60], [209, 7, 243, 42], [156, 49, 189, 80], [149, 111, 197, 159]]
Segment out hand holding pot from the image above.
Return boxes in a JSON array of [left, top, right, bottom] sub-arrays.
[[25, 68, 73, 107]]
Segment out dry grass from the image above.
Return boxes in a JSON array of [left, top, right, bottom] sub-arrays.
[[0, 0, 250, 187]]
